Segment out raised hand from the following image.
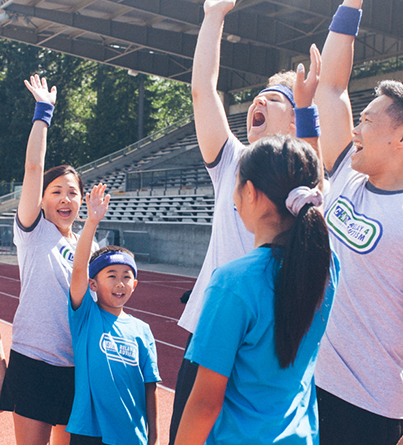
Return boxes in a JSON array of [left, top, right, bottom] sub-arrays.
[[24, 74, 57, 105], [204, 0, 236, 16], [294, 44, 321, 109], [86, 183, 110, 225]]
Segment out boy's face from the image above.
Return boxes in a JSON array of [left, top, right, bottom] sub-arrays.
[[89, 264, 138, 316]]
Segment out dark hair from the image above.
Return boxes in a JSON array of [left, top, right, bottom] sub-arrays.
[[43, 165, 84, 197], [90, 245, 134, 264], [375, 80, 403, 129], [238, 135, 331, 368]]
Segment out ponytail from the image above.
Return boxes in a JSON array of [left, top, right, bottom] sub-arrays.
[[274, 204, 331, 368], [238, 135, 331, 369]]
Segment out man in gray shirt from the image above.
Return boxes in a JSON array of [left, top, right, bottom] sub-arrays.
[[315, 1, 403, 443]]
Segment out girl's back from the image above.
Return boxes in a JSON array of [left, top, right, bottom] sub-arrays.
[[187, 246, 339, 444]]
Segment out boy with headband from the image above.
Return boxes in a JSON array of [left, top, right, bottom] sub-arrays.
[[169, 0, 322, 442], [67, 183, 161, 445]]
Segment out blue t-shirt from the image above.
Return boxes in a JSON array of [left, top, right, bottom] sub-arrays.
[[67, 287, 161, 445], [186, 246, 340, 445]]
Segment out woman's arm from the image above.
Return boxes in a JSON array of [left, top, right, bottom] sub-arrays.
[[175, 366, 228, 445], [18, 75, 57, 228]]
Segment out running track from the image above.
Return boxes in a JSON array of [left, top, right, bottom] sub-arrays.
[[0, 261, 196, 444]]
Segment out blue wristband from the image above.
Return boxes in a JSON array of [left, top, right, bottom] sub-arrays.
[[32, 101, 54, 127], [329, 5, 362, 37], [295, 105, 321, 139]]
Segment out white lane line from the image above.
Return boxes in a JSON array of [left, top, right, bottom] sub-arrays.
[[0, 293, 181, 323], [0, 320, 184, 352], [0, 275, 20, 282], [155, 339, 185, 351], [157, 384, 175, 393], [0, 291, 18, 300], [124, 306, 179, 322]]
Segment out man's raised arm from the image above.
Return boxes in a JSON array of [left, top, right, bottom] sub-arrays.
[[192, 0, 235, 164], [316, 0, 363, 171]]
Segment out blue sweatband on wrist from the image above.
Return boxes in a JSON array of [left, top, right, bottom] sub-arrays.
[[329, 5, 362, 37], [295, 105, 321, 138], [32, 101, 54, 127]]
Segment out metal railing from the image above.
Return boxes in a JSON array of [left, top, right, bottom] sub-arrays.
[[125, 165, 212, 195], [0, 224, 15, 254], [77, 114, 194, 175], [0, 189, 22, 205], [0, 182, 22, 197]]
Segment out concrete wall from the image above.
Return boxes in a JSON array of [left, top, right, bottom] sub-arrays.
[[97, 220, 212, 268]]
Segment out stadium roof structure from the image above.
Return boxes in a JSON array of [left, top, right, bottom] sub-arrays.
[[0, 0, 402, 93]]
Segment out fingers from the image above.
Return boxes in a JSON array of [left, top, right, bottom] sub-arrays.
[[307, 44, 321, 82], [24, 74, 56, 92], [296, 62, 306, 86], [88, 183, 108, 204], [104, 193, 111, 207], [24, 79, 33, 92]]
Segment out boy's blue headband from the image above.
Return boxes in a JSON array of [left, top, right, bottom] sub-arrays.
[[258, 85, 295, 108], [89, 251, 137, 279]]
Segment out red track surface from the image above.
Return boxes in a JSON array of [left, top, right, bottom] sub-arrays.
[[0, 261, 195, 444]]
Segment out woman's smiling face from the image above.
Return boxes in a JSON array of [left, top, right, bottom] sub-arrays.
[[41, 173, 82, 237]]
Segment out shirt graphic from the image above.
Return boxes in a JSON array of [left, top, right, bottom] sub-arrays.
[[99, 333, 139, 366], [325, 196, 383, 254], [59, 245, 75, 267]]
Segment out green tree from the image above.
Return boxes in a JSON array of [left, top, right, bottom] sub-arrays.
[[0, 39, 195, 185], [149, 77, 193, 130], [85, 66, 157, 161]]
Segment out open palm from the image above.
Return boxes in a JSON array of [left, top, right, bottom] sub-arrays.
[[24, 74, 57, 105], [86, 183, 111, 224]]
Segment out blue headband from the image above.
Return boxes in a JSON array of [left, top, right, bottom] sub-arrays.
[[258, 85, 295, 108], [89, 251, 137, 279]]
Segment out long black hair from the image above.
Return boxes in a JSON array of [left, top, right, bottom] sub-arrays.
[[238, 135, 331, 368]]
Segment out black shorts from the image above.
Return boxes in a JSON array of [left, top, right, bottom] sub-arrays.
[[70, 434, 106, 445], [317, 386, 403, 445], [0, 349, 75, 426]]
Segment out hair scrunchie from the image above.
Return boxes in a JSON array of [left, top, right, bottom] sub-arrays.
[[285, 186, 323, 217]]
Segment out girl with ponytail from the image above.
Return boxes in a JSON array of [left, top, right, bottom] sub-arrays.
[[175, 135, 339, 445]]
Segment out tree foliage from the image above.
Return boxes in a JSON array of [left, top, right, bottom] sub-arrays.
[[0, 39, 193, 184]]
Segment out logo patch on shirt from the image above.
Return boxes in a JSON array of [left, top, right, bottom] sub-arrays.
[[325, 196, 383, 254], [99, 333, 139, 366], [59, 245, 74, 264]]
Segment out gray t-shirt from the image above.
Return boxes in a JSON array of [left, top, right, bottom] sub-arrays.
[[315, 143, 403, 418], [178, 134, 255, 334], [12, 212, 95, 367]]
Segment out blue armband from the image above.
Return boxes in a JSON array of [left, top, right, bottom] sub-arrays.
[[295, 105, 321, 139], [32, 101, 54, 127], [329, 5, 362, 37]]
